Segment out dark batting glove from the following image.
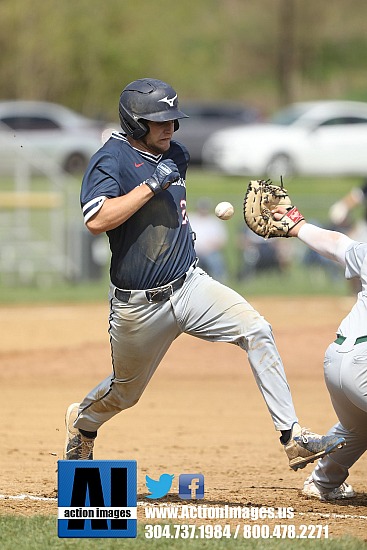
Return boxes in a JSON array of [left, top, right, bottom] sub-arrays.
[[145, 159, 180, 194]]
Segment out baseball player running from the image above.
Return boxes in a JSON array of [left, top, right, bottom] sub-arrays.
[[272, 204, 366, 499], [64, 78, 344, 471]]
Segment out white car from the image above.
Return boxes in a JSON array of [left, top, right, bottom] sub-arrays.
[[174, 100, 261, 164], [0, 100, 111, 174], [202, 100, 367, 177]]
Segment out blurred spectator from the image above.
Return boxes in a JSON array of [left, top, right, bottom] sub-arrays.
[[237, 225, 291, 280], [329, 178, 367, 240], [189, 198, 228, 281], [329, 178, 367, 293]]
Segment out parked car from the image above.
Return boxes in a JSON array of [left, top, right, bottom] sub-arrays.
[[0, 100, 110, 174], [174, 101, 261, 164], [202, 100, 367, 177]]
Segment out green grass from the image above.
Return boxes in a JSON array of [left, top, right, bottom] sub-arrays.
[[0, 516, 363, 550], [0, 261, 350, 304], [186, 170, 362, 220], [0, 273, 110, 304], [0, 171, 361, 303]]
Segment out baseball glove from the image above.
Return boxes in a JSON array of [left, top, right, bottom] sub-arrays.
[[243, 179, 304, 238]]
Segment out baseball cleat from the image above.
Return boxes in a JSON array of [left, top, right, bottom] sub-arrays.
[[64, 402, 94, 460], [302, 475, 356, 501], [284, 423, 345, 471]]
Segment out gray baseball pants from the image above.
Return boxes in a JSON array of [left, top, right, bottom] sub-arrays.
[[74, 266, 297, 433], [312, 340, 367, 490]]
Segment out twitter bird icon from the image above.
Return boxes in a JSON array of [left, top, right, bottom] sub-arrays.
[[145, 473, 174, 499]]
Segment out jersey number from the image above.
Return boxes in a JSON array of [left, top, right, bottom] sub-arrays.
[[180, 199, 188, 225]]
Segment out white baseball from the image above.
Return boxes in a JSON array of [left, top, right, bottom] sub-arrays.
[[215, 201, 234, 220]]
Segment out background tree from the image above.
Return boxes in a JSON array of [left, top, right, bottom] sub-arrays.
[[1, 0, 366, 119]]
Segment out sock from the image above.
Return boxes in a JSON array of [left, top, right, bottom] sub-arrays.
[[79, 428, 97, 439], [280, 429, 292, 445]]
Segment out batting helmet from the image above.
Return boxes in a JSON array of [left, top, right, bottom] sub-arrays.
[[119, 78, 188, 139]]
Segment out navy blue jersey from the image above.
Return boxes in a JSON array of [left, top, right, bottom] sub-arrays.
[[80, 133, 196, 289]]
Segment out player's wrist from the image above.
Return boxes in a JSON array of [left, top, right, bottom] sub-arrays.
[[289, 218, 306, 237], [144, 177, 161, 195]]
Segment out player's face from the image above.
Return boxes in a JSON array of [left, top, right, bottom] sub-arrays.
[[141, 120, 175, 154]]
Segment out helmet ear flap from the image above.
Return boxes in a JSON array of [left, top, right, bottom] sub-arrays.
[[119, 102, 149, 139], [131, 121, 149, 140]]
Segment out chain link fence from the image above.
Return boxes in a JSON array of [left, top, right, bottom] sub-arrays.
[[0, 139, 108, 287]]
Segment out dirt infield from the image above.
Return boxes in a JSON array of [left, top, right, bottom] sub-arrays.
[[1, 297, 366, 539]]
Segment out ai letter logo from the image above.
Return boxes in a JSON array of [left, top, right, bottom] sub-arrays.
[[58, 460, 137, 538], [178, 473, 204, 499]]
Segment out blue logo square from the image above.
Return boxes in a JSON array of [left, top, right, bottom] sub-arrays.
[[58, 460, 137, 538], [178, 474, 204, 499]]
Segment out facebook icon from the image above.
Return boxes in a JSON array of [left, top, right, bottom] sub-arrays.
[[178, 474, 204, 499]]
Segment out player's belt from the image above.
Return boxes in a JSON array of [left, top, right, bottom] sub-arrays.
[[114, 274, 187, 304], [334, 334, 367, 345]]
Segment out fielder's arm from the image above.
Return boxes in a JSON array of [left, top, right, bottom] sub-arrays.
[[272, 206, 353, 266]]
